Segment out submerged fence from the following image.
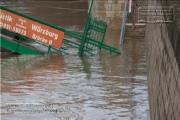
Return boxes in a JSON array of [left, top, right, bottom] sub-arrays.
[[0, 0, 121, 56]]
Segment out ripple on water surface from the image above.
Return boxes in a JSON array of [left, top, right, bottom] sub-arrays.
[[1, 51, 149, 120], [1, 0, 149, 119]]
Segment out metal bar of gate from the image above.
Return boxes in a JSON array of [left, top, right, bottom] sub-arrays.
[[78, 0, 94, 56]]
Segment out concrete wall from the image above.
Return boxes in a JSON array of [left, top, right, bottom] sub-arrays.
[[145, 0, 180, 120], [90, 0, 125, 29]]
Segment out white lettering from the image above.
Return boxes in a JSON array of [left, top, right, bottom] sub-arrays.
[[0, 22, 3, 27], [16, 23, 27, 29], [0, 13, 12, 22], [32, 33, 48, 44], [31, 24, 58, 40], [19, 18, 26, 23]]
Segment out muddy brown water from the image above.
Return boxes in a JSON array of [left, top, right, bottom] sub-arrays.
[[0, 1, 150, 120]]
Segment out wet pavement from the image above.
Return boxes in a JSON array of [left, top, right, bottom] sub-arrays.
[[1, 1, 149, 120]]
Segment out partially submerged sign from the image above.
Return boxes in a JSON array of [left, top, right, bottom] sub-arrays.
[[0, 1, 121, 56], [0, 9, 64, 48]]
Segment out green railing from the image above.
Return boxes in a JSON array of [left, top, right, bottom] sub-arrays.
[[1, 37, 43, 55], [1, 29, 69, 55], [0, 0, 121, 56]]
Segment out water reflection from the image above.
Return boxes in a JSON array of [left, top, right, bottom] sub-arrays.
[[1, 44, 149, 119], [1, 0, 149, 120], [1, 0, 88, 30]]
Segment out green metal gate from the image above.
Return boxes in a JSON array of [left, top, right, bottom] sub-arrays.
[[0, 0, 121, 56]]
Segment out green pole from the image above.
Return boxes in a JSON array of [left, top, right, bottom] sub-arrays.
[[78, 0, 94, 56], [16, 36, 22, 52], [47, 46, 51, 55], [100, 24, 108, 50]]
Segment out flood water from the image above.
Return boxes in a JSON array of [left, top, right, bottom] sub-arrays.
[[1, 0, 149, 120]]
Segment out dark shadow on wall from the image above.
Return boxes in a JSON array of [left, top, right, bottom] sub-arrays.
[[161, 0, 180, 70]]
